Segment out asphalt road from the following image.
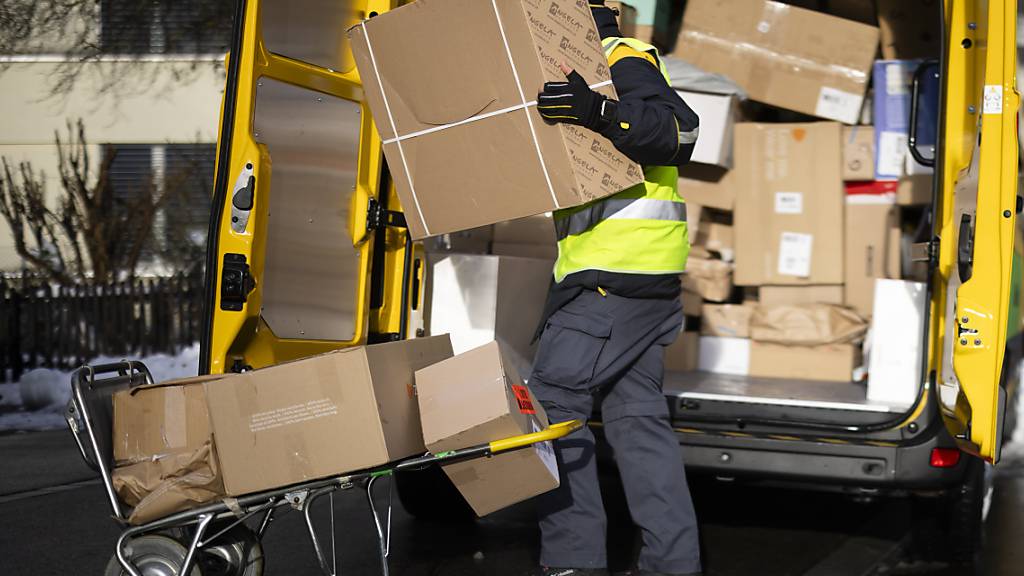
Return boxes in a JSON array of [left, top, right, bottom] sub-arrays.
[[1, 430, 1022, 576]]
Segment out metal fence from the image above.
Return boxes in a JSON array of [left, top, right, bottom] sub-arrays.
[[0, 273, 204, 382]]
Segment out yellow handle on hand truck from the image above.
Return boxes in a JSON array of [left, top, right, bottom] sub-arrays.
[[488, 419, 583, 454]]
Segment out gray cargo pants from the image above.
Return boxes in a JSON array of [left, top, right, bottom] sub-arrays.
[[529, 289, 701, 574]]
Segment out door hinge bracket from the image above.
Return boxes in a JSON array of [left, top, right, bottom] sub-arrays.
[[366, 197, 407, 231], [911, 236, 940, 265]]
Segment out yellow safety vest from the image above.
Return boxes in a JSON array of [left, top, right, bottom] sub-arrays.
[[553, 37, 690, 282]]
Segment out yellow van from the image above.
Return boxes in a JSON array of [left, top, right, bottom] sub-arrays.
[[198, 0, 1022, 563]]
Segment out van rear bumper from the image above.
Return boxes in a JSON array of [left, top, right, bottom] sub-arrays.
[[670, 425, 970, 492]]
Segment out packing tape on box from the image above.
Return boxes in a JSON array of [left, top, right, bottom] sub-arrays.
[[360, 2, 614, 235]]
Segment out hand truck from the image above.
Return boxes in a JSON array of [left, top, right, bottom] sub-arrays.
[[65, 360, 580, 576]]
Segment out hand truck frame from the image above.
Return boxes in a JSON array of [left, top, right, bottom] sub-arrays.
[[65, 360, 580, 576]]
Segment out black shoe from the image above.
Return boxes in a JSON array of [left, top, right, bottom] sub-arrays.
[[534, 568, 610, 576]]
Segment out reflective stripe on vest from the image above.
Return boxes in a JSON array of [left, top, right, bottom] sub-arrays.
[[552, 38, 690, 283]]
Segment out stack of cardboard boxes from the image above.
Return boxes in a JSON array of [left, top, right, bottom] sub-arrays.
[[655, 0, 933, 398]]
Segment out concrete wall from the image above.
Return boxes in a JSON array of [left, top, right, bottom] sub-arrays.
[[0, 59, 225, 270]]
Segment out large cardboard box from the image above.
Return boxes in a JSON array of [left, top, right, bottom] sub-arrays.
[[416, 342, 558, 516], [428, 254, 552, 380], [876, 0, 942, 59], [701, 303, 755, 338], [678, 164, 736, 211], [112, 337, 453, 523], [842, 125, 875, 181], [349, 0, 643, 239], [758, 285, 844, 306], [675, 0, 879, 124], [698, 336, 751, 375], [490, 214, 558, 260], [664, 331, 700, 372], [677, 90, 739, 168], [844, 197, 901, 317], [867, 279, 927, 406], [734, 122, 845, 286], [750, 303, 867, 346], [750, 341, 859, 382]]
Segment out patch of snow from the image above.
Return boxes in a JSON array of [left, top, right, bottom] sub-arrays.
[[0, 345, 200, 433]]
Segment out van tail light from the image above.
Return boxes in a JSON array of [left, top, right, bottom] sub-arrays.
[[929, 447, 962, 468]]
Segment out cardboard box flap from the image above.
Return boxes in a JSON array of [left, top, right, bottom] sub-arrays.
[[750, 303, 868, 346], [126, 373, 228, 395], [348, 0, 524, 136]]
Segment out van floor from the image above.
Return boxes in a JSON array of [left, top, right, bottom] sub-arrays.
[[663, 370, 906, 414]]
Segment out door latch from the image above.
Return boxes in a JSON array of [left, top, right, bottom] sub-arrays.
[[220, 253, 256, 311]]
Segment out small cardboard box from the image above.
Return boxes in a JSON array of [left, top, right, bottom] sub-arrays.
[[416, 341, 559, 516], [844, 195, 901, 317], [750, 342, 860, 382], [112, 337, 453, 522], [758, 285, 844, 307], [665, 331, 700, 372], [675, 0, 879, 124], [734, 122, 845, 286], [349, 0, 643, 239], [842, 125, 875, 181], [676, 90, 739, 168], [867, 279, 927, 406], [701, 303, 754, 339], [698, 336, 751, 376], [678, 164, 737, 211], [681, 256, 733, 302], [428, 254, 553, 380]]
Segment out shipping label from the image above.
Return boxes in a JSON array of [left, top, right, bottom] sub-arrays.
[[876, 130, 907, 179], [777, 232, 813, 278], [512, 384, 536, 414], [531, 419, 559, 480], [815, 87, 862, 125], [773, 191, 803, 214]]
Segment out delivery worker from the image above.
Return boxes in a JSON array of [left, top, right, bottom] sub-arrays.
[[527, 2, 701, 576]]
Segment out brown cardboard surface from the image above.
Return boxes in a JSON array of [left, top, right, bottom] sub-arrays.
[[734, 122, 845, 285], [207, 337, 453, 496], [876, 0, 941, 59], [682, 289, 702, 317], [114, 443, 225, 525], [675, 0, 879, 123], [112, 374, 228, 464], [844, 202, 901, 316], [416, 342, 558, 516], [842, 125, 875, 181], [678, 164, 736, 211], [750, 303, 867, 345], [349, 0, 642, 239], [896, 174, 932, 205], [696, 220, 733, 255], [749, 341, 860, 382], [681, 257, 733, 302], [665, 331, 700, 372], [758, 285, 844, 306], [701, 303, 755, 338]]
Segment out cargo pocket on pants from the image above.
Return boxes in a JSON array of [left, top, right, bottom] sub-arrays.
[[533, 309, 613, 391]]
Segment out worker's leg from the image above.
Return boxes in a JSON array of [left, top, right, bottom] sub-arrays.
[[530, 291, 688, 570], [601, 319, 701, 575]]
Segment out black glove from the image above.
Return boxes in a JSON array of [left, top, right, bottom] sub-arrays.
[[537, 69, 618, 132]]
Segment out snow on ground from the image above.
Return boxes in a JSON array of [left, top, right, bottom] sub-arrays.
[[0, 345, 199, 433]]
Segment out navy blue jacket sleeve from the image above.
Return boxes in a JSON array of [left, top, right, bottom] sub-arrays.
[[598, 56, 699, 167]]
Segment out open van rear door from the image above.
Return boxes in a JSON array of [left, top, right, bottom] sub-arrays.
[[932, 0, 1019, 463], [199, 0, 402, 375]]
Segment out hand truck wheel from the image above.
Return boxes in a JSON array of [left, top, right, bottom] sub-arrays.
[[104, 534, 203, 576], [198, 525, 265, 576]]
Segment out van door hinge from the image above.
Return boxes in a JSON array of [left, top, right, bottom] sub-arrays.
[[366, 197, 407, 231], [911, 236, 940, 265], [220, 253, 256, 311]]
